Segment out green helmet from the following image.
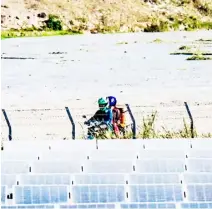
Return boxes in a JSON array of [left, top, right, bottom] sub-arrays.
[[98, 97, 108, 111]]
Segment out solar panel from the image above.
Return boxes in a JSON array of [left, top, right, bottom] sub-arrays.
[[83, 160, 133, 173], [1, 186, 6, 204], [1, 174, 17, 188], [2, 141, 50, 152], [138, 150, 186, 159], [1, 151, 39, 161], [88, 150, 138, 160], [187, 184, 212, 201], [1, 205, 55, 209], [129, 184, 183, 202], [60, 204, 116, 208], [14, 185, 68, 204], [128, 173, 180, 184], [97, 140, 143, 150], [190, 139, 212, 150], [188, 159, 212, 172], [71, 185, 126, 203], [73, 174, 126, 185], [135, 159, 185, 173], [181, 202, 212, 209], [187, 150, 212, 158], [120, 203, 176, 208], [47, 140, 96, 151], [32, 161, 82, 173], [39, 151, 88, 161], [19, 174, 71, 185], [1, 161, 30, 174], [142, 139, 189, 150], [184, 173, 212, 184]]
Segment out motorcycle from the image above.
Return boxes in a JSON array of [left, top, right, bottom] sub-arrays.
[[82, 115, 112, 140]]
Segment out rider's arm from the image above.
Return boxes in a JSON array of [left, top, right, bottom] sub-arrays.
[[87, 110, 100, 123]]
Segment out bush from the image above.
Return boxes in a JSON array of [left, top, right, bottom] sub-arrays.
[[144, 21, 169, 32], [45, 14, 62, 31]]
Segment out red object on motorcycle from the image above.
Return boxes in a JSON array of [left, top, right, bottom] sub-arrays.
[[117, 105, 127, 128]]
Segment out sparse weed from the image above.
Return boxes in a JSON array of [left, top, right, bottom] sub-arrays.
[[187, 50, 212, 60], [152, 39, 163, 43], [178, 45, 192, 51]]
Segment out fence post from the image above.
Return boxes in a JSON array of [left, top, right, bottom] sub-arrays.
[[65, 107, 75, 140], [125, 104, 136, 139], [2, 109, 12, 141], [184, 102, 194, 138]]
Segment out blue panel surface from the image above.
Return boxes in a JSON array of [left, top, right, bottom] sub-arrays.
[[72, 185, 125, 203], [60, 204, 116, 208], [1, 206, 54, 209], [181, 202, 212, 208], [120, 203, 176, 208], [129, 185, 183, 202], [15, 186, 68, 204], [187, 184, 212, 201], [1, 186, 6, 204]]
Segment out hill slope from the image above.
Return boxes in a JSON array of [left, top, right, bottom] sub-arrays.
[[1, 0, 212, 33]]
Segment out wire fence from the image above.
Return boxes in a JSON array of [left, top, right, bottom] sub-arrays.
[[1, 102, 212, 141]]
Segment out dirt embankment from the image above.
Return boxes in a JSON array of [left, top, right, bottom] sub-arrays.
[[1, 0, 212, 33]]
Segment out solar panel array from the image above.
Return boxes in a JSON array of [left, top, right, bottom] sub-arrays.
[[1, 139, 212, 209]]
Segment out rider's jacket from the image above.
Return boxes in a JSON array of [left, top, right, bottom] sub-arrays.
[[88, 108, 113, 125]]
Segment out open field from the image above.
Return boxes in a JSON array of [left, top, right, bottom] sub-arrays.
[[1, 31, 212, 139]]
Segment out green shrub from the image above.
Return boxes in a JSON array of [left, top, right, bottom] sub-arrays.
[[45, 14, 62, 31], [144, 21, 169, 32]]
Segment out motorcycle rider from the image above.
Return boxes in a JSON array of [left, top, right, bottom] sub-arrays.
[[84, 97, 113, 139], [107, 96, 121, 137]]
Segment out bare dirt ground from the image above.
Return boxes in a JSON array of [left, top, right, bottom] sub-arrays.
[[1, 31, 212, 140]]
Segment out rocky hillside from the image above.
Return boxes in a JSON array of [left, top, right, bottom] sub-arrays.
[[1, 0, 212, 33]]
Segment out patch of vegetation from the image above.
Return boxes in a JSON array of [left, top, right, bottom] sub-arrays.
[[144, 20, 169, 32], [178, 45, 192, 50], [1, 4, 9, 8], [187, 54, 212, 60], [44, 14, 62, 31], [170, 46, 212, 56], [116, 41, 128, 45], [152, 38, 163, 43], [1, 29, 82, 39], [192, 0, 212, 16], [197, 39, 212, 42], [140, 111, 157, 138]]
